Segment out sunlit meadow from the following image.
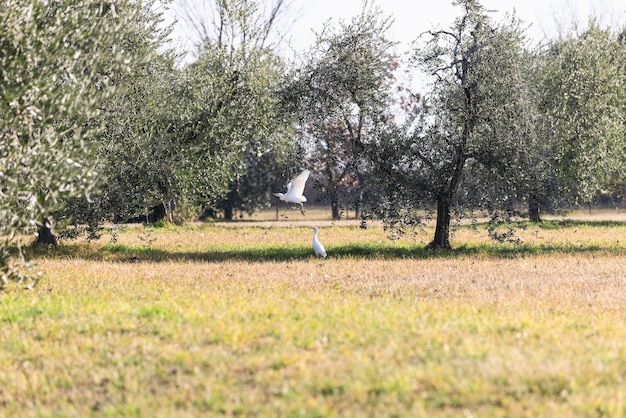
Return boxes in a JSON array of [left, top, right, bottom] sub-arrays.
[[1, 209, 626, 417]]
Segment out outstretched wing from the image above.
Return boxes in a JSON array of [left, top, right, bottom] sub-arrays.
[[288, 169, 310, 197]]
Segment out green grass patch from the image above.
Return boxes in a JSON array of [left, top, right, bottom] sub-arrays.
[[2, 279, 625, 416], [16, 218, 626, 264], [524, 219, 626, 229], [21, 237, 626, 264]]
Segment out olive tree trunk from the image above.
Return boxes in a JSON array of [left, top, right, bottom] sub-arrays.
[[428, 196, 452, 250], [528, 194, 542, 223], [35, 218, 58, 246]]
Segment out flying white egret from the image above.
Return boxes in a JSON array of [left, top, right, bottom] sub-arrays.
[[273, 169, 310, 215], [311, 226, 327, 258]]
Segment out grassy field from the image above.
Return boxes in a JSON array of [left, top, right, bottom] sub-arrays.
[[2, 212, 626, 417]]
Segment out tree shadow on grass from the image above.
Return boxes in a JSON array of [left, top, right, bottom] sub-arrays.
[[516, 219, 626, 229], [22, 240, 626, 264]]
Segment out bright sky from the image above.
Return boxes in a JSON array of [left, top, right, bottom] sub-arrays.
[[165, 0, 626, 66], [285, 0, 626, 51]]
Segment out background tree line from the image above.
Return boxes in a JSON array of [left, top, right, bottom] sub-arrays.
[[2, 0, 626, 282]]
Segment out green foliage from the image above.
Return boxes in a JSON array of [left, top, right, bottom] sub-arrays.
[[59, 2, 187, 226], [536, 21, 626, 203], [189, 42, 295, 217], [0, 0, 139, 284]]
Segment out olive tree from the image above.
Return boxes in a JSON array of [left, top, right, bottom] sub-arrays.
[[71, 44, 253, 227], [184, 42, 294, 220], [281, 1, 398, 219], [171, 0, 301, 220], [365, 0, 537, 249], [61, 0, 297, 229], [0, 0, 140, 283], [535, 21, 626, 210], [55, 1, 189, 236]]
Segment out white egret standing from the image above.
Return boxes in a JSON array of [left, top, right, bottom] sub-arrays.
[[273, 169, 310, 215], [311, 226, 327, 258]]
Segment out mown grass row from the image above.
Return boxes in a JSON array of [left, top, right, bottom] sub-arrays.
[[20, 239, 626, 265], [21, 218, 626, 263]]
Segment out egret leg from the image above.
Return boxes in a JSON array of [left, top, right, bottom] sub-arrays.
[[300, 203, 306, 216]]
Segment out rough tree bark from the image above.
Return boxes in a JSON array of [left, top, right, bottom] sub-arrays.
[[35, 218, 58, 246], [222, 201, 234, 221], [331, 200, 341, 220], [429, 196, 453, 250], [528, 194, 542, 223]]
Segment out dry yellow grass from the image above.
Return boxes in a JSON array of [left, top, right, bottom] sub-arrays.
[[2, 216, 626, 416]]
